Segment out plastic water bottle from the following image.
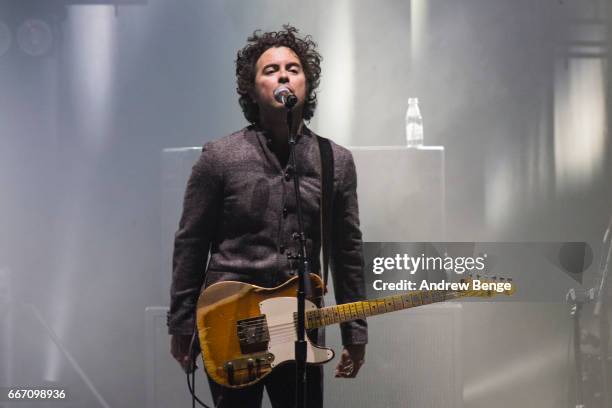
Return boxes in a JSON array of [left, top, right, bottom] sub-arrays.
[[405, 97, 423, 147]]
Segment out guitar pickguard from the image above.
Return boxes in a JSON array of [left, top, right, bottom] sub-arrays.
[[258, 297, 334, 368]]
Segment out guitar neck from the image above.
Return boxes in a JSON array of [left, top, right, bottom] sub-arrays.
[[305, 290, 463, 329]]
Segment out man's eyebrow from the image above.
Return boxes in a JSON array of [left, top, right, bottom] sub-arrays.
[[261, 62, 301, 71]]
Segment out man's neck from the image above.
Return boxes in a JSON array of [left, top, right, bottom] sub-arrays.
[[259, 109, 304, 144], [258, 110, 304, 168]]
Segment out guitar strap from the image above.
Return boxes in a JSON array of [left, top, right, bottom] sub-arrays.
[[317, 136, 334, 293]]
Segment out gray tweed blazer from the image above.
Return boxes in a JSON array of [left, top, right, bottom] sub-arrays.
[[168, 125, 367, 345]]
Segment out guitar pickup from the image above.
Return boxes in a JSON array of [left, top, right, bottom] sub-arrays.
[[237, 315, 270, 354]]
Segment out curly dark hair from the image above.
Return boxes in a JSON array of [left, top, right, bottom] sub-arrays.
[[236, 24, 322, 124]]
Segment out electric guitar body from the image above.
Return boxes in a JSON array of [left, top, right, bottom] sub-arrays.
[[196, 274, 332, 388]]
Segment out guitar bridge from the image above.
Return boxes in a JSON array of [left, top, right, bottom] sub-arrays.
[[237, 315, 270, 354], [219, 352, 275, 385]]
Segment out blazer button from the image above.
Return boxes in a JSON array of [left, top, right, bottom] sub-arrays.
[[282, 207, 288, 217], [284, 171, 291, 181]]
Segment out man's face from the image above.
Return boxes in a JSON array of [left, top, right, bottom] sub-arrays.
[[251, 46, 307, 113]]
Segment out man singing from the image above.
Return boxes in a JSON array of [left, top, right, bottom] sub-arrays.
[[168, 25, 367, 408]]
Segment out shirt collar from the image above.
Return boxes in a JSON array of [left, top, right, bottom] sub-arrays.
[[250, 122, 313, 139]]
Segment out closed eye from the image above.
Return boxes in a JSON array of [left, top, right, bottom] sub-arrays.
[[287, 63, 301, 74], [263, 66, 278, 75]]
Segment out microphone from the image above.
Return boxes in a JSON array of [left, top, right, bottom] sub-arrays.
[[273, 86, 298, 109]]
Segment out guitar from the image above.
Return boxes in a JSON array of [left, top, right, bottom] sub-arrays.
[[196, 273, 515, 388]]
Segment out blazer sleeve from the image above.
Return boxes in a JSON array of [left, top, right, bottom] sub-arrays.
[[167, 144, 222, 335], [330, 149, 368, 345]]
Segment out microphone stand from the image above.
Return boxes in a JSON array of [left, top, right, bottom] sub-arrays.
[[593, 219, 611, 408], [284, 104, 309, 408], [566, 219, 611, 408], [567, 287, 591, 408]]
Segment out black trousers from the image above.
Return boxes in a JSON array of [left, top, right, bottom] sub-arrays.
[[207, 363, 323, 408]]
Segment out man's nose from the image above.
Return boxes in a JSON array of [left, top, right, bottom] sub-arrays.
[[278, 71, 289, 83]]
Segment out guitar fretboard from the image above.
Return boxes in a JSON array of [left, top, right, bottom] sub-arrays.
[[305, 290, 463, 329]]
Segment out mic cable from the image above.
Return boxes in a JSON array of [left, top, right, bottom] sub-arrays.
[[186, 330, 213, 408]]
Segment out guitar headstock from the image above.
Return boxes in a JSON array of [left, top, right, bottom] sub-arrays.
[[459, 274, 516, 298]]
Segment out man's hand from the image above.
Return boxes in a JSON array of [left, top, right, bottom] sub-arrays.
[[170, 334, 198, 373], [334, 344, 365, 378]]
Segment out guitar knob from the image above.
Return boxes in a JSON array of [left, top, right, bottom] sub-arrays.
[[224, 361, 235, 385], [247, 358, 256, 381]]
